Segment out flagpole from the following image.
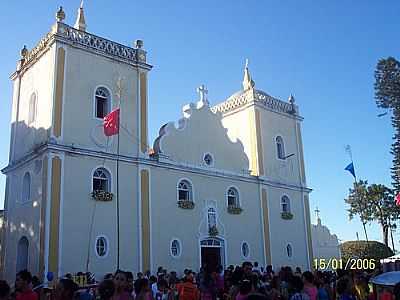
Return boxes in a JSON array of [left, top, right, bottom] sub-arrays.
[[346, 145, 369, 244], [115, 77, 123, 271], [116, 117, 120, 270]]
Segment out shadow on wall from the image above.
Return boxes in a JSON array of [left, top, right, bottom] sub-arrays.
[[9, 120, 51, 164], [2, 120, 50, 280]]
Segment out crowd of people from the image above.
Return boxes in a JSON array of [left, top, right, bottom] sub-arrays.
[[0, 262, 391, 300]]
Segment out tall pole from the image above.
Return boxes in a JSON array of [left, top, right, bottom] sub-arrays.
[[346, 145, 369, 243], [389, 219, 396, 253], [116, 123, 120, 270], [115, 76, 124, 271]]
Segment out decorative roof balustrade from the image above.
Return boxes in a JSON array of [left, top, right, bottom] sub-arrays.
[[17, 22, 150, 74], [211, 89, 298, 116]]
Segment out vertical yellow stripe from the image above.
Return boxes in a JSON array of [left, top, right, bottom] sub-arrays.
[[49, 157, 61, 275], [53, 48, 65, 137], [296, 123, 306, 184], [140, 169, 150, 271], [249, 110, 258, 175], [249, 108, 264, 176], [39, 158, 48, 280], [140, 73, 148, 153], [255, 109, 264, 176], [261, 189, 272, 265], [304, 194, 314, 269]]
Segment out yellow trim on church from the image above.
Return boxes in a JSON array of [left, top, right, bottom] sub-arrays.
[[262, 188, 272, 265], [255, 109, 264, 176], [249, 108, 264, 176], [304, 194, 314, 269], [53, 47, 65, 137], [140, 73, 148, 153], [49, 156, 61, 275], [39, 157, 48, 280], [140, 169, 150, 271]]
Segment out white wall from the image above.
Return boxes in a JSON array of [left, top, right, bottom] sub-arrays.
[[59, 154, 140, 277], [61, 45, 141, 157], [3, 155, 46, 282], [12, 46, 55, 161], [149, 165, 263, 274]]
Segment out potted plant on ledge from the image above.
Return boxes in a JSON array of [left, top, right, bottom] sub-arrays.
[[177, 200, 195, 209], [281, 212, 294, 220], [227, 205, 243, 214], [91, 190, 114, 202]]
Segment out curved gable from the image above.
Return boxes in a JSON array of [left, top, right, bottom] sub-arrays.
[[153, 101, 250, 174]]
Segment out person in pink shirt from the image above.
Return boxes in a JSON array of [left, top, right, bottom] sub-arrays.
[[302, 272, 318, 300]]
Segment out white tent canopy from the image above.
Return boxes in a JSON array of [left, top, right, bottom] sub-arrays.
[[381, 254, 400, 263]]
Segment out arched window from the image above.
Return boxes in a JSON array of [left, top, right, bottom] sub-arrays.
[[207, 207, 217, 228], [28, 93, 37, 125], [178, 180, 192, 202], [92, 168, 111, 192], [241, 242, 250, 258], [16, 236, 29, 272], [95, 236, 108, 258], [95, 87, 111, 119], [170, 239, 181, 258], [22, 172, 31, 203], [227, 187, 240, 207], [286, 244, 293, 258], [281, 195, 291, 213], [276, 136, 285, 159]]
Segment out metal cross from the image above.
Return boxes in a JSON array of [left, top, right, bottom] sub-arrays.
[[197, 84, 208, 103]]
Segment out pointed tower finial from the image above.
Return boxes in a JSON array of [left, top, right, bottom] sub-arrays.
[[288, 94, 295, 105], [196, 84, 209, 107], [56, 6, 66, 22], [74, 0, 87, 31], [242, 59, 255, 91]]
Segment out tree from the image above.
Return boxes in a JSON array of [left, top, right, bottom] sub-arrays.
[[375, 57, 400, 191], [345, 181, 400, 247], [340, 240, 393, 262]]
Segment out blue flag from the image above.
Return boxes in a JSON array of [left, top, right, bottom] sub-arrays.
[[345, 162, 356, 179]]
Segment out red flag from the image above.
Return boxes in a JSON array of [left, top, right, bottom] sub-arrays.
[[103, 108, 120, 136], [395, 192, 400, 206]]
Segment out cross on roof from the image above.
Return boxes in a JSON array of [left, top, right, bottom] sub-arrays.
[[315, 207, 320, 219], [197, 84, 208, 103]]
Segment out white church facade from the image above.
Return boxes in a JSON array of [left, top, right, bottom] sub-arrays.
[[311, 211, 341, 268], [1, 5, 313, 281]]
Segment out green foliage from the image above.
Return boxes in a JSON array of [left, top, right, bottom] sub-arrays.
[[345, 181, 400, 246], [374, 57, 400, 191], [340, 240, 394, 262]]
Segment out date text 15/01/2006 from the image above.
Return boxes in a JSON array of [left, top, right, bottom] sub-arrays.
[[313, 258, 376, 270]]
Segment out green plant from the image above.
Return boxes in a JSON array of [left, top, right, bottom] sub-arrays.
[[91, 190, 113, 201], [281, 212, 293, 220], [227, 205, 243, 214], [340, 240, 394, 262], [177, 200, 195, 209]]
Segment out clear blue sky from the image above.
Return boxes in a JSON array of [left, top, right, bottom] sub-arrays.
[[0, 1, 399, 248]]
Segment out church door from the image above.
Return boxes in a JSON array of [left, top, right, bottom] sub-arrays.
[[200, 238, 224, 272], [16, 236, 29, 272]]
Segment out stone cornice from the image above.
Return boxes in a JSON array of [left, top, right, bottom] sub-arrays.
[[11, 22, 152, 79], [211, 88, 303, 120], [1, 142, 312, 194]]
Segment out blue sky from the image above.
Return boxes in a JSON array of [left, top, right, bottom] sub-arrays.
[[0, 1, 399, 248]]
